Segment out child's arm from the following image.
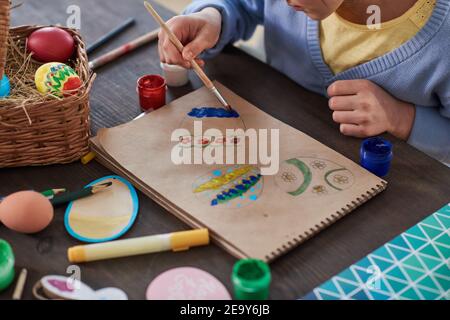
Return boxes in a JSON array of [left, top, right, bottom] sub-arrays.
[[158, 0, 265, 68], [408, 103, 450, 164], [328, 80, 450, 164]]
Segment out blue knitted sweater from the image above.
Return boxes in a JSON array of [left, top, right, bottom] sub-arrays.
[[185, 0, 450, 165]]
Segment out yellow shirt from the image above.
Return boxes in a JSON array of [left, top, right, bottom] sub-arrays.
[[320, 0, 436, 75]]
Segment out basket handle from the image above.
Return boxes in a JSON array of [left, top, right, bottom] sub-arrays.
[[0, 0, 11, 77]]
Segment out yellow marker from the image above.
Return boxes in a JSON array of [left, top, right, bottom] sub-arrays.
[[68, 229, 209, 263], [81, 151, 96, 165]]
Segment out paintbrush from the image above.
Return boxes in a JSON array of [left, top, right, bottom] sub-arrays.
[[11, 2, 23, 10], [50, 182, 113, 206], [143, 1, 232, 111], [41, 188, 66, 198], [89, 29, 160, 70]]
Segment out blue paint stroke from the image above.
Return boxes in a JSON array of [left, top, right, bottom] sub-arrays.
[[188, 107, 239, 118]]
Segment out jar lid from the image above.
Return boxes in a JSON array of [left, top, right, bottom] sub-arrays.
[[0, 239, 15, 291], [137, 74, 166, 91], [361, 137, 393, 159], [232, 259, 271, 297]]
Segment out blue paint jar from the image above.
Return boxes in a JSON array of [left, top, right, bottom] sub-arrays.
[[0, 74, 10, 98], [360, 137, 393, 177]]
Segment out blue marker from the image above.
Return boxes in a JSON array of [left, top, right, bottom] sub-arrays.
[[87, 18, 136, 54]]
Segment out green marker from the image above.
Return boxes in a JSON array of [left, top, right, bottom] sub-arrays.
[[232, 259, 271, 300], [50, 182, 112, 206], [0, 239, 15, 292]]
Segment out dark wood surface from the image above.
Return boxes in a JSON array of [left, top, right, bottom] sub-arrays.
[[1, 0, 449, 300]]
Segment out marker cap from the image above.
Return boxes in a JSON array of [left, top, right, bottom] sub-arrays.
[[170, 229, 209, 252], [68, 245, 87, 263], [232, 259, 271, 300]]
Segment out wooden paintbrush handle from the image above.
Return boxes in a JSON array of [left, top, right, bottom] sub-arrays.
[[190, 60, 214, 89], [144, 1, 214, 89]]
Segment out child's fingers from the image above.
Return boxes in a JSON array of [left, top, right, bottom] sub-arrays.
[[158, 37, 166, 63], [333, 111, 359, 124], [162, 38, 190, 68], [339, 124, 366, 137], [183, 28, 214, 60], [328, 80, 371, 96], [196, 59, 205, 67], [332, 111, 369, 125], [182, 34, 208, 61], [329, 96, 358, 111]]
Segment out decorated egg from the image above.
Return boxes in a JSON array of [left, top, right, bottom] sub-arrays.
[[0, 74, 10, 98], [27, 27, 75, 63], [35, 62, 82, 97]]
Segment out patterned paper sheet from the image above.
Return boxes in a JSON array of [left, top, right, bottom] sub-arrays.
[[304, 204, 450, 300]]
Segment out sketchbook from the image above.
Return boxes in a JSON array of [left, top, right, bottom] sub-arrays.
[[91, 82, 387, 262]]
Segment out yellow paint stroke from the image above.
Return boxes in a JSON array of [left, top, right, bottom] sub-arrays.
[[194, 165, 254, 193], [69, 214, 131, 239]]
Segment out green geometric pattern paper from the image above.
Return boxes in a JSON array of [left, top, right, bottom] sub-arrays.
[[303, 204, 450, 300]]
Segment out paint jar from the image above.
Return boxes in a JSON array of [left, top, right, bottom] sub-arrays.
[[360, 137, 393, 177], [137, 75, 166, 112], [160, 62, 189, 87], [232, 259, 271, 300], [0, 239, 15, 291]]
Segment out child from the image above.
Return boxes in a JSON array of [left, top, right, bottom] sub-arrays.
[[158, 0, 450, 165]]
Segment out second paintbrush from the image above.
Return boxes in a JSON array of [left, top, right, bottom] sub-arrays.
[[50, 182, 112, 206]]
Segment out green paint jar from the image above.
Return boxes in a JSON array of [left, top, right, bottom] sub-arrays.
[[232, 259, 271, 300], [0, 239, 15, 291]]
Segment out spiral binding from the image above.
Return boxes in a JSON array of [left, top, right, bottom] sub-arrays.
[[265, 181, 388, 262]]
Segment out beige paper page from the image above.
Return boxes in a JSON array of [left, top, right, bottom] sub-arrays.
[[96, 82, 386, 261]]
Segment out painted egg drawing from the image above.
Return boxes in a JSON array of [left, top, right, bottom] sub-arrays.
[[65, 176, 139, 243], [275, 157, 354, 198], [193, 165, 264, 209]]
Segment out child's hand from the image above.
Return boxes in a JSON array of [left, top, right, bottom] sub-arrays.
[[327, 80, 416, 140], [158, 8, 222, 69]]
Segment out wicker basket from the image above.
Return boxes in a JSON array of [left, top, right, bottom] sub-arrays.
[[0, 1, 95, 168]]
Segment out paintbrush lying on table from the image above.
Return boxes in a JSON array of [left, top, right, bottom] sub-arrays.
[[144, 1, 233, 111], [50, 182, 112, 207]]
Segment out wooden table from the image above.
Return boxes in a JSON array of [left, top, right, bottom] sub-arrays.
[[1, 0, 449, 300]]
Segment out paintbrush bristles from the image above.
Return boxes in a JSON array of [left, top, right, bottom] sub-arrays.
[[143, 1, 232, 111], [92, 182, 113, 194]]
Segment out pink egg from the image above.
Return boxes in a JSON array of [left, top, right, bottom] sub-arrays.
[[27, 27, 75, 63], [0, 191, 54, 234]]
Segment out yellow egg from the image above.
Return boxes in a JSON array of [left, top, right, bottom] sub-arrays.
[[35, 62, 82, 97]]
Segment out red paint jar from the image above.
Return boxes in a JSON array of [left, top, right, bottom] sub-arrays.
[[137, 75, 166, 112]]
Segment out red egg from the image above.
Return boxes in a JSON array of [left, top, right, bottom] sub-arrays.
[[27, 27, 75, 63]]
